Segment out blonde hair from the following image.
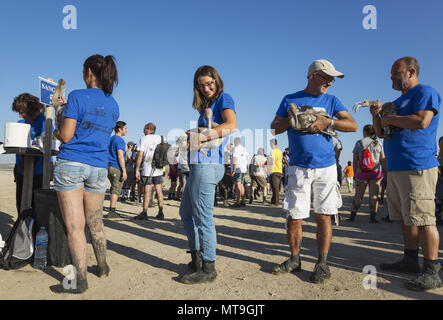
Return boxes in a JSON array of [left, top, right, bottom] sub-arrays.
[[192, 65, 224, 114]]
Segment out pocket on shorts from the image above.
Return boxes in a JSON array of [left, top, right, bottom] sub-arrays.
[[335, 181, 343, 208], [409, 193, 435, 225], [54, 160, 85, 186]]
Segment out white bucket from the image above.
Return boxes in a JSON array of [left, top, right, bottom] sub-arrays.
[[52, 139, 61, 151], [4, 123, 31, 148]]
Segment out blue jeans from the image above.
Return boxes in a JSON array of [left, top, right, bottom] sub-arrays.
[[179, 163, 224, 262], [53, 159, 108, 193]]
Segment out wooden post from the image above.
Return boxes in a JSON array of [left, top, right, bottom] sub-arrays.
[[42, 104, 53, 189], [21, 155, 34, 212]]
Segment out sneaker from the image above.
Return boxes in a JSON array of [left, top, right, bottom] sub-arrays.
[[404, 261, 442, 291], [310, 264, 331, 284], [105, 210, 120, 219], [272, 256, 301, 275], [380, 256, 421, 274], [133, 211, 148, 220]]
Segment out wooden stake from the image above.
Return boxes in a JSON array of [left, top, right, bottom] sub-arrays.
[[42, 105, 53, 189]]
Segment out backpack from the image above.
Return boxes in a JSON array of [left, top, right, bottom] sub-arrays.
[[0, 209, 35, 270], [360, 141, 376, 172], [152, 136, 171, 169]]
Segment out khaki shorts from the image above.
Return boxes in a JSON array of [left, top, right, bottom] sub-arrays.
[[387, 167, 437, 226], [251, 175, 267, 188], [108, 166, 124, 196]]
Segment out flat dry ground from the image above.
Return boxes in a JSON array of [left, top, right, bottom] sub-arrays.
[[0, 169, 442, 300]]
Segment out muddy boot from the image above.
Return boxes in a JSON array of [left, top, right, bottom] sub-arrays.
[[50, 279, 88, 294], [380, 249, 421, 274], [369, 211, 379, 223], [346, 211, 356, 222], [105, 208, 120, 219], [272, 255, 301, 275], [179, 260, 217, 284], [187, 250, 202, 272], [405, 259, 443, 291], [310, 263, 331, 284]]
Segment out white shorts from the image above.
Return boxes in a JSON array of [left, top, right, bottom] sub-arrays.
[[345, 177, 353, 184], [283, 164, 342, 220]]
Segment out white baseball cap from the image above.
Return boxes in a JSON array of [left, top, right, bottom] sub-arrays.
[[307, 59, 344, 78]]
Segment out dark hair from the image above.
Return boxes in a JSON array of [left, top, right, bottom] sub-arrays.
[[192, 65, 224, 113], [144, 122, 156, 134], [395, 56, 420, 77], [83, 55, 118, 95], [270, 139, 277, 146], [348, 161, 352, 165], [114, 121, 126, 133], [12, 93, 44, 118], [363, 124, 379, 145]]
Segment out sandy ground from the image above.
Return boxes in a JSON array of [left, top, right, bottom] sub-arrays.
[[0, 169, 442, 300]]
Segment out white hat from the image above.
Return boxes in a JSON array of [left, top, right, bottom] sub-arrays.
[[308, 59, 344, 78]]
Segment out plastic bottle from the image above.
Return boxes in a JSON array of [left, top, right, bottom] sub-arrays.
[[33, 227, 48, 270]]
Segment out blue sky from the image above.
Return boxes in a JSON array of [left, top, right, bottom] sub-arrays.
[[1, 0, 442, 164]]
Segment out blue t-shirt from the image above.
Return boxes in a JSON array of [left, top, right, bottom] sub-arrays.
[[384, 84, 441, 171], [15, 113, 46, 175], [189, 93, 236, 165], [57, 88, 120, 168], [276, 91, 347, 169], [108, 135, 126, 170]]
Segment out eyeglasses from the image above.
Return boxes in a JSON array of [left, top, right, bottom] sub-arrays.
[[315, 72, 335, 83], [197, 79, 216, 90]]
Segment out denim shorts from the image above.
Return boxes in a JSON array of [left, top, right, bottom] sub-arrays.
[[140, 175, 163, 186], [53, 158, 108, 193]]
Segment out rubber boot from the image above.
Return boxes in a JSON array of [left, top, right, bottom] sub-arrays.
[[179, 260, 217, 284], [187, 250, 202, 272]]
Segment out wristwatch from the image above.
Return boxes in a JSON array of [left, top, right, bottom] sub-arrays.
[[329, 119, 335, 129]]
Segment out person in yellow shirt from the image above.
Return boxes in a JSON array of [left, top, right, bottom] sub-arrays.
[[343, 161, 354, 192], [268, 139, 283, 205]]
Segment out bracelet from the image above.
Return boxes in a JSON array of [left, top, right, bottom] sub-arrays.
[[330, 119, 335, 129]]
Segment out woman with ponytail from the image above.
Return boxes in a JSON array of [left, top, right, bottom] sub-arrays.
[[178, 65, 237, 284], [347, 124, 386, 223], [50, 55, 119, 294]]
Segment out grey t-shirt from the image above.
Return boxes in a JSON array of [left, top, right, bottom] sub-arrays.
[[353, 137, 384, 174], [250, 154, 267, 177]]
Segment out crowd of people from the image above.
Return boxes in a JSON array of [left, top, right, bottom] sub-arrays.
[[8, 54, 443, 294]]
